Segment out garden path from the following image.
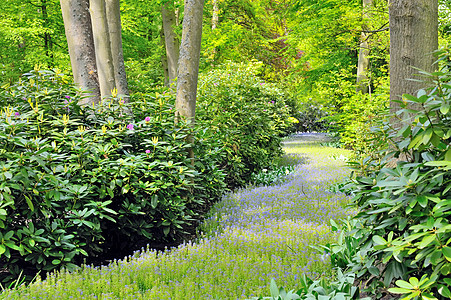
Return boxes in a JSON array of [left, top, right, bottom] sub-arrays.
[[1, 133, 353, 300]]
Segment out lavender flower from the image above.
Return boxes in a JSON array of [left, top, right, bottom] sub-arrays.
[[127, 124, 134, 130]]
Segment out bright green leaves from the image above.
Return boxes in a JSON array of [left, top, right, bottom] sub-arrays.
[[335, 52, 451, 298], [389, 275, 439, 300], [442, 247, 451, 262], [0, 70, 228, 286]]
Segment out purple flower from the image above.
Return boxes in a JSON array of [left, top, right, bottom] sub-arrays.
[[65, 95, 71, 99], [14, 112, 20, 116], [127, 124, 134, 130], [144, 117, 151, 122], [214, 83, 219, 86], [145, 149, 151, 154]]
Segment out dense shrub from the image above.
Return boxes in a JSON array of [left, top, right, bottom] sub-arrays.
[[292, 103, 329, 133], [0, 69, 226, 286], [337, 51, 451, 299], [196, 61, 293, 188]]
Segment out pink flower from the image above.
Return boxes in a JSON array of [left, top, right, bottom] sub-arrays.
[[14, 112, 20, 116], [214, 83, 218, 86], [127, 124, 134, 130], [65, 95, 71, 99], [144, 116, 151, 122], [145, 149, 151, 154]]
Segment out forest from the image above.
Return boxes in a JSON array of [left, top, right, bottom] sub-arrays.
[[0, 0, 450, 299]]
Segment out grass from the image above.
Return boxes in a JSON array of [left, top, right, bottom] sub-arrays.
[[0, 133, 352, 300]]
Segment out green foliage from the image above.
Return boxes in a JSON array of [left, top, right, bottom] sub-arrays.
[[293, 103, 329, 133], [249, 271, 369, 300], [0, 0, 67, 85], [196, 61, 293, 188], [0, 69, 226, 286], [337, 51, 451, 298], [249, 165, 294, 187]]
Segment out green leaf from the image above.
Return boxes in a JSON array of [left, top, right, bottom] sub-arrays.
[[440, 103, 450, 115], [438, 285, 451, 298], [270, 279, 279, 298], [418, 234, 437, 249], [422, 128, 433, 145], [395, 279, 414, 289], [0, 244, 5, 255], [445, 148, 451, 161], [417, 195, 428, 208], [388, 287, 412, 294], [151, 195, 158, 209], [163, 226, 170, 236], [25, 195, 34, 212], [372, 235, 387, 245], [442, 246, 451, 262]]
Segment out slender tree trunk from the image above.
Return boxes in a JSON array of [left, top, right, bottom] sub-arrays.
[[162, 2, 180, 86], [60, 0, 101, 105], [105, 0, 129, 101], [389, 0, 438, 125], [356, 0, 373, 94], [90, 0, 116, 99], [175, 0, 205, 162], [160, 28, 170, 87], [41, 0, 53, 60], [212, 0, 219, 30]]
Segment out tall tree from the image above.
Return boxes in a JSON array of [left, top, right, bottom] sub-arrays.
[[90, 0, 116, 99], [61, 0, 129, 104], [389, 0, 438, 123], [161, 1, 180, 86], [356, 0, 373, 93], [60, 0, 101, 105], [106, 0, 129, 99], [211, 0, 219, 30], [175, 0, 205, 162]]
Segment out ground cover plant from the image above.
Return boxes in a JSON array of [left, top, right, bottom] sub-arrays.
[[0, 134, 353, 299]]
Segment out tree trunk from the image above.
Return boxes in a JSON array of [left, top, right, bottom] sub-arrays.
[[105, 0, 129, 101], [212, 0, 219, 30], [60, 0, 101, 105], [162, 2, 180, 86], [160, 28, 170, 87], [175, 0, 205, 162], [389, 0, 438, 125], [356, 0, 373, 94], [90, 0, 116, 99]]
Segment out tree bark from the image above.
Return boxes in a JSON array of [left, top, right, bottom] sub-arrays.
[[90, 0, 116, 99], [389, 0, 438, 124], [160, 28, 170, 87], [356, 0, 373, 94], [162, 2, 180, 86], [212, 0, 219, 30], [176, 0, 204, 122], [60, 0, 101, 105], [105, 0, 129, 101], [175, 0, 205, 163]]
